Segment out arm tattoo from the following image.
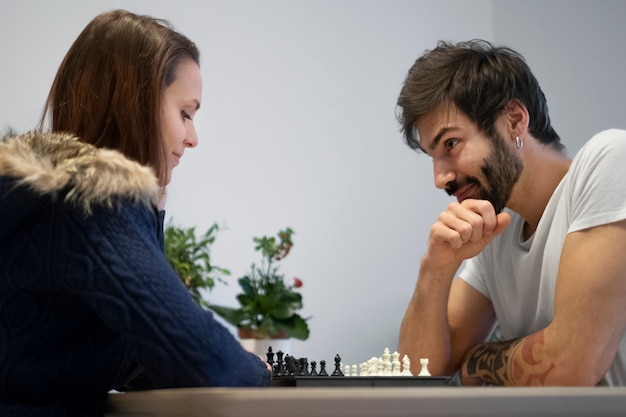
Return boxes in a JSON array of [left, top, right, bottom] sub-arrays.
[[464, 332, 554, 385], [465, 339, 519, 385]]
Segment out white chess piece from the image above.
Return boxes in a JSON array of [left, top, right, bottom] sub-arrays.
[[377, 358, 384, 376], [392, 351, 402, 376], [382, 348, 392, 376], [383, 347, 391, 363], [344, 365, 351, 376], [352, 364, 358, 377], [367, 357, 379, 375], [418, 358, 431, 376], [383, 360, 392, 376], [401, 354, 413, 376], [360, 362, 369, 376]]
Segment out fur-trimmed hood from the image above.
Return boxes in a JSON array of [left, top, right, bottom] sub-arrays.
[[0, 131, 160, 239]]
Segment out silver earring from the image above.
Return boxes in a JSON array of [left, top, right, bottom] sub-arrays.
[[515, 136, 523, 149]]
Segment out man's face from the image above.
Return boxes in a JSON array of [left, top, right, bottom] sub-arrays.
[[416, 106, 522, 213]]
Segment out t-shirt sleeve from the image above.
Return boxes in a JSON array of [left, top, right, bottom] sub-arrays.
[[566, 129, 626, 233], [459, 255, 491, 300]]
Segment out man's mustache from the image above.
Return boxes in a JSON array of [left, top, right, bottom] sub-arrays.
[[445, 177, 480, 197]]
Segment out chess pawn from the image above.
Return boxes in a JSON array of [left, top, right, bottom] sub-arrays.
[[318, 360, 329, 376], [344, 365, 351, 376], [351, 364, 358, 377], [418, 358, 431, 377], [359, 362, 369, 377], [310, 361, 318, 376], [401, 354, 413, 376]]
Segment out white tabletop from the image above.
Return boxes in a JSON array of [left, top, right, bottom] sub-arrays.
[[106, 386, 626, 417]]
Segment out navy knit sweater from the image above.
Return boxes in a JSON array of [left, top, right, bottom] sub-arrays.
[[0, 132, 271, 416]]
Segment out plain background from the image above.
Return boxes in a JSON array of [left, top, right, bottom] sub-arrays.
[[1, 0, 625, 367]]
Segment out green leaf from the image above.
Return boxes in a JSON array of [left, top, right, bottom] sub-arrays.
[[164, 220, 229, 307], [274, 315, 310, 340], [208, 304, 248, 327], [207, 227, 310, 341]]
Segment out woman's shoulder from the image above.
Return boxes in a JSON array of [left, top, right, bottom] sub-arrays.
[[0, 131, 160, 214]]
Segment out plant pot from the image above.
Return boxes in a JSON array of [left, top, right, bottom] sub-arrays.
[[238, 328, 291, 358]]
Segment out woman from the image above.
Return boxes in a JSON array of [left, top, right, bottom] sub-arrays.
[[0, 9, 270, 417]]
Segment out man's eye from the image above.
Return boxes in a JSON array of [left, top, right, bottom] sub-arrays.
[[445, 139, 459, 150], [182, 111, 192, 121]]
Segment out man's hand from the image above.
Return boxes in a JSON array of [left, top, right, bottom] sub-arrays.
[[398, 199, 505, 377], [428, 199, 511, 269]]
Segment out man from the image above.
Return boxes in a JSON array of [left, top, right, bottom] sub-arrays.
[[396, 39, 626, 386]]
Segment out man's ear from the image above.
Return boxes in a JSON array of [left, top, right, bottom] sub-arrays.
[[505, 99, 530, 137]]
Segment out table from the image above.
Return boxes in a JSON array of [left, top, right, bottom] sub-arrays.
[[106, 386, 626, 417]]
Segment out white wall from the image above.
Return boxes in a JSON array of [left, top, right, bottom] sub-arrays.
[[164, 0, 493, 365], [493, 0, 626, 155], [1, 0, 624, 368]]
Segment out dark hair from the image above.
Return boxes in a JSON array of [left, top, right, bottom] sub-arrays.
[[40, 9, 200, 185], [396, 39, 561, 151]]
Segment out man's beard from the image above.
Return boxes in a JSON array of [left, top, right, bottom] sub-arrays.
[[445, 131, 523, 214]]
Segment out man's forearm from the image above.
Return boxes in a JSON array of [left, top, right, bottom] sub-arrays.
[[399, 292, 451, 375], [463, 331, 554, 386], [399, 256, 459, 375]]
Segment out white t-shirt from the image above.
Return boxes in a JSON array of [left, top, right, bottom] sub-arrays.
[[461, 129, 626, 386]]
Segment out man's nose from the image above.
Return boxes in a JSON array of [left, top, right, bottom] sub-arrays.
[[433, 159, 455, 190]]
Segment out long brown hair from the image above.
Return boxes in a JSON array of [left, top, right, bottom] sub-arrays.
[[40, 9, 200, 185]]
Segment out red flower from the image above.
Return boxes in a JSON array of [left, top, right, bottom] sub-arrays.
[[293, 277, 303, 288]]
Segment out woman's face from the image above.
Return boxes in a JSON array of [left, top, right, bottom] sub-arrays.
[[160, 59, 203, 185]]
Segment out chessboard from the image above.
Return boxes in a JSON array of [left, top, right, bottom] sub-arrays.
[[265, 347, 451, 387], [271, 375, 450, 387]]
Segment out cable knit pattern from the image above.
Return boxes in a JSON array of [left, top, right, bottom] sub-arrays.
[[0, 132, 271, 417]]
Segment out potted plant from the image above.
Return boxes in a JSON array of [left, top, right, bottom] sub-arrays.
[[209, 227, 310, 348], [164, 221, 230, 308]]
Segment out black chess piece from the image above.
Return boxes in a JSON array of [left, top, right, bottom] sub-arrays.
[[331, 354, 344, 376], [274, 350, 285, 377], [318, 360, 328, 376], [310, 361, 318, 376], [266, 346, 275, 369], [284, 355, 298, 376], [298, 358, 310, 376]]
